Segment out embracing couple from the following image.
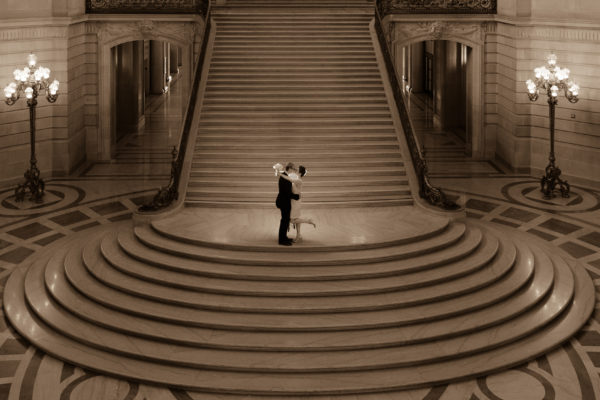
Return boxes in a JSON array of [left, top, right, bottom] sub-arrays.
[[274, 162, 316, 246]]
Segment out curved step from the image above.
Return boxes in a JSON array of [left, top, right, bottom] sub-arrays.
[[104, 230, 489, 290], [4, 233, 593, 394], [85, 231, 509, 312], [47, 235, 535, 331], [26, 259, 573, 373], [132, 223, 466, 266]]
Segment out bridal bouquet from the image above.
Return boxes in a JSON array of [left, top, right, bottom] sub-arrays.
[[273, 163, 283, 175]]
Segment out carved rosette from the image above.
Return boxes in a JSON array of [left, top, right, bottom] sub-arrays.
[[377, 0, 496, 15], [86, 0, 209, 15]]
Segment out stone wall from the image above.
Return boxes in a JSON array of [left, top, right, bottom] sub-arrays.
[[486, 13, 600, 185], [389, 0, 600, 186], [0, 0, 204, 186]]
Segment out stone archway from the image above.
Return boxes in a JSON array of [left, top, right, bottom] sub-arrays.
[[95, 20, 199, 161], [390, 21, 490, 160]]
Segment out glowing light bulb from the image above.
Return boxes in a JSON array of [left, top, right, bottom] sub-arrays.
[[526, 79, 536, 94], [34, 67, 44, 81], [541, 67, 550, 81], [49, 79, 59, 95], [569, 83, 579, 96], [13, 69, 20, 80], [534, 68, 541, 79], [547, 53, 557, 66], [4, 85, 11, 98], [25, 86, 33, 99], [27, 53, 37, 67], [550, 85, 558, 97]]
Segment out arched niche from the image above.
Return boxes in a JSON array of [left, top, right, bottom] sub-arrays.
[[390, 21, 490, 160], [95, 20, 198, 161]]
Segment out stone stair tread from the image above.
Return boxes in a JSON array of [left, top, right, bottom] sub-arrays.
[[8, 259, 592, 395], [27, 256, 572, 373], [150, 207, 448, 252], [104, 228, 488, 291], [135, 224, 465, 266], [183, 199, 415, 208], [90, 232, 512, 311], [47, 233, 536, 331]]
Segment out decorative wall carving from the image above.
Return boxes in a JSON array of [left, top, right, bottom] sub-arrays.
[[392, 20, 487, 45], [86, 0, 209, 15], [377, 0, 496, 15], [96, 20, 195, 46]]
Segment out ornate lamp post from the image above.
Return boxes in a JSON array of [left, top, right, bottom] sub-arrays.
[[526, 53, 579, 199], [4, 53, 59, 203]]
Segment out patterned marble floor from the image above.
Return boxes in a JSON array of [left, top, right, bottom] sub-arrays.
[[0, 91, 599, 399]]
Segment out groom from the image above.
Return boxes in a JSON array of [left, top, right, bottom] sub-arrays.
[[275, 162, 300, 246]]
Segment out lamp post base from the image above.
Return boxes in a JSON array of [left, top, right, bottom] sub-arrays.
[[15, 165, 45, 203], [540, 162, 570, 199]]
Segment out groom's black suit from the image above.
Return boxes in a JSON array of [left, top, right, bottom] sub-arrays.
[[276, 172, 300, 243]]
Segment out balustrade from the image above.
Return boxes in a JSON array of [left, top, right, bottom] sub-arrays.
[[377, 0, 496, 15], [86, 0, 209, 15]]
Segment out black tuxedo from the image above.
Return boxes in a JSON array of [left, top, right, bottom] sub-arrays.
[[276, 173, 300, 242]]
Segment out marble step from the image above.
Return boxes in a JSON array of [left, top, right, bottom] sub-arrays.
[[185, 191, 410, 201], [72, 250, 558, 353], [27, 254, 571, 373], [206, 79, 382, 85], [211, 50, 375, 56], [132, 223, 465, 266], [8, 260, 592, 395], [103, 229, 488, 293], [189, 169, 406, 178], [186, 180, 409, 188], [200, 111, 391, 118], [206, 73, 383, 80], [87, 236, 512, 313], [193, 139, 397, 146], [50, 236, 533, 332], [190, 161, 404, 170], [184, 199, 414, 208], [191, 151, 402, 160], [196, 122, 393, 129], [215, 21, 371, 26], [200, 104, 390, 111], [216, 28, 371, 35]]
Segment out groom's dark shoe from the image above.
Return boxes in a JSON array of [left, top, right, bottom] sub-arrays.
[[279, 239, 293, 246]]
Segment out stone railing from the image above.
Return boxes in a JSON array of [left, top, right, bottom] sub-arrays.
[[374, 3, 460, 211], [138, 6, 212, 212], [86, 0, 209, 15], [377, 0, 496, 15]]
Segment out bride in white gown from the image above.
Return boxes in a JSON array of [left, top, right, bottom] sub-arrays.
[[277, 165, 316, 242]]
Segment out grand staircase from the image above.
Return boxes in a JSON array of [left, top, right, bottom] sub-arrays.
[[186, 1, 412, 207], [2, 1, 595, 398]]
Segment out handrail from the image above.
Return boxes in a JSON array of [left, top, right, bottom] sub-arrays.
[[373, 3, 459, 210], [139, 5, 212, 212]]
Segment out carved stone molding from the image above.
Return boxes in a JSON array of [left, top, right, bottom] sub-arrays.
[[378, 0, 497, 15], [96, 20, 195, 46], [392, 20, 487, 45], [0, 26, 68, 41], [516, 26, 600, 43]]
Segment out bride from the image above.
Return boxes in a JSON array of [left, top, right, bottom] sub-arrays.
[[276, 165, 316, 242]]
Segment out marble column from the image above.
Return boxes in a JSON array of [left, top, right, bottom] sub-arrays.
[[410, 42, 425, 93], [115, 41, 145, 140], [150, 40, 166, 94]]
